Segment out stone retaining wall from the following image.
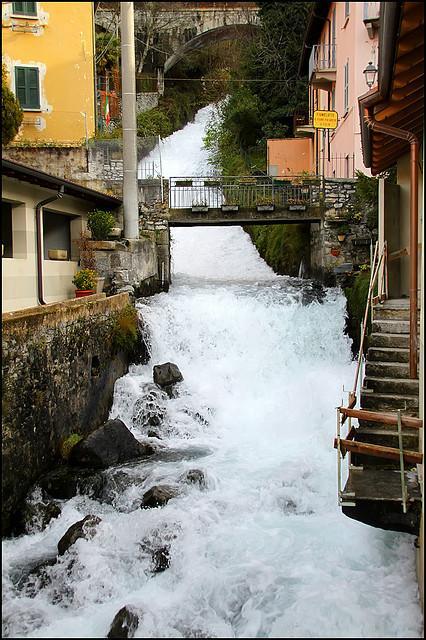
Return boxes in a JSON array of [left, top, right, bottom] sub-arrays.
[[1, 293, 131, 536]]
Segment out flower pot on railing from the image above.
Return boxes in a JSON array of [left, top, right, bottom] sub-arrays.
[[191, 204, 209, 213], [221, 204, 239, 213], [256, 203, 274, 212]]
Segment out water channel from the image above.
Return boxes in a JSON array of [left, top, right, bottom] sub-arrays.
[[2, 105, 422, 638]]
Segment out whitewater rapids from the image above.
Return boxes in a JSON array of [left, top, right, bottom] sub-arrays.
[[1, 105, 422, 639]]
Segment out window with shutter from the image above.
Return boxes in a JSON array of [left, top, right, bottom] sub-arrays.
[[343, 61, 349, 113], [14, 67, 40, 110], [12, 2, 37, 17]]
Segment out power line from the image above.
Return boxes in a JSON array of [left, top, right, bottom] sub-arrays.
[[137, 76, 289, 83]]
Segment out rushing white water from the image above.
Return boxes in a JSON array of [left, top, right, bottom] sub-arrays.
[[2, 105, 422, 639]]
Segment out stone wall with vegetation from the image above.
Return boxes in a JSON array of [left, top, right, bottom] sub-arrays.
[[1, 293, 142, 536]]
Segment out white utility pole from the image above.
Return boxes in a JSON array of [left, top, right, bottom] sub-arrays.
[[120, 1, 139, 239]]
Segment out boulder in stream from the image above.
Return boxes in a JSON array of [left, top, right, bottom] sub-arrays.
[[38, 465, 105, 500], [69, 419, 155, 469], [107, 606, 139, 639], [57, 514, 101, 556], [152, 546, 170, 573], [141, 484, 178, 509], [19, 497, 61, 534], [153, 362, 183, 397], [180, 469, 207, 488]]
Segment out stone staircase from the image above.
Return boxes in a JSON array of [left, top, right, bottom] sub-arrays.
[[356, 299, 420, 466], [341, 299, 421, 534]]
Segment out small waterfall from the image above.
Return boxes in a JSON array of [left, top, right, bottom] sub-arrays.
[[298, 258, 306, 279]]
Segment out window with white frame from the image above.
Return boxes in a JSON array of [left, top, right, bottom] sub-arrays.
[[343, 60, 349, 113], [12, 2, 37, 17], [14, 66, 40, 110]]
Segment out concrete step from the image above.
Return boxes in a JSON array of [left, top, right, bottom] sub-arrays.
[[350, 427, 419, 469], [367, 347, 409, 363], [372, 319, 410, 334], [361, 391, 419, 413], [368, 332, 409, 348], [365, 361, 409, 378], [363, 375, 419, 395], [373, 303, 419, 321]]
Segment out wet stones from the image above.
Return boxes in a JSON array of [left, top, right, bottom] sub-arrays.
[[18, 497, 61, 534], [69, 419, 156, 469], [107, 606, 139, 639], [132, 384, 168, 432], [57, 515, 101, 556], [152, 546, 170, 573], [180, 469, 207, 488], [153, 362, 183, 398], [141, 485, 178, 509], [38, 465, 105, 500]]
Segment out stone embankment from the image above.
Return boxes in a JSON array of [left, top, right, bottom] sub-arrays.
[[1, 293, 143, 536]]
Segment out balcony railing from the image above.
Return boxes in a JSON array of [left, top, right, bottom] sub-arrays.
[[363, 1, 380, 21], [308, 43, 336, 81]]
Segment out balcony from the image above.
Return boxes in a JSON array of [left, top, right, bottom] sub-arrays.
[[308, 43, 336, 89], [293, 112, 315, 138], [363, 2, 380, 39]]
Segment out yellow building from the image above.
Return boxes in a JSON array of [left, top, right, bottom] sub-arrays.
[[2, 1, 96, 144]]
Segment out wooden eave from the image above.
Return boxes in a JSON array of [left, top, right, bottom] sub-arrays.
[[359, 1, 424, 175]]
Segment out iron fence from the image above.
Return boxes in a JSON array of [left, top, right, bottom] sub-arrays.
[[169, 176, 323, 210]]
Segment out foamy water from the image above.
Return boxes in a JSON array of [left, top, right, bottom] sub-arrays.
[[2, 105, 422, 639]]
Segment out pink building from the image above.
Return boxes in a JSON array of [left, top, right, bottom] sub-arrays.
[[298, 1, 380, 178]]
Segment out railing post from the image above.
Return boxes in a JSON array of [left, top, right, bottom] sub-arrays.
[[397, 409, 407, 513]]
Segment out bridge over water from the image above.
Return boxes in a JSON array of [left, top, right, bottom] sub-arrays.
[[164, 175, 354, 227]]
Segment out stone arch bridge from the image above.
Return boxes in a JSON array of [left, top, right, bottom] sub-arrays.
[[96, 2, 259, 89]]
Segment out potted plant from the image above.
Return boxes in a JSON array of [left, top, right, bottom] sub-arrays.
[[72, 268, 98, 298], [75, 231, 104, 293], [337, 224, 350, 242], [87, 209, 116, 240], [191, 200, 209, 213], [255, 195, 275, 212], [221, 194, 239, 212]]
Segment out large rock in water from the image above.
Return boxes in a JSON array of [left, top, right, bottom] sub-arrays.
[[153, 362, 183, 397], [107, 606, 139, 639], [57, 514, 101, 555], [69, 419, 155, 469], [141, 484, 178, 509]]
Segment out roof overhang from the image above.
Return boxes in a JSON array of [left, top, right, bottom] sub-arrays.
[[359, 1, 424, 174], [2, 159, 122, 208]]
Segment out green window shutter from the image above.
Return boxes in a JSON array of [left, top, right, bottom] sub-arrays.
[[12, 2, 25, 13], [12, 2, 37, 16], [14, 67, 40, 109]]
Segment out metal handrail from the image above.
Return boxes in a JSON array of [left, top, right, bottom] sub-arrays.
[[346, 240, 388, 411]]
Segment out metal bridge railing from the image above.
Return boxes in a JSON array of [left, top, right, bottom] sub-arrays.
[[168, 176, 322, 210]]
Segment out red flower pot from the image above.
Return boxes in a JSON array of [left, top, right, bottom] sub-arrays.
[[75, 289, 96, 298]]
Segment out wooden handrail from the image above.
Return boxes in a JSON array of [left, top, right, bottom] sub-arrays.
[[334, 438, 423, 465], [339, 407, 423, 429]]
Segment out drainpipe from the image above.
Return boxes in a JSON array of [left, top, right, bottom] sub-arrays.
[[35, 186, 64, 305], [364, 109, 419, 379]]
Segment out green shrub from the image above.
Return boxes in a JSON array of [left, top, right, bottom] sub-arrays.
[[2, 65, 23, 146], [87, 209, 116, 240], [113, 304, 139, 353], [344, 271, 372, 355], [59, 433, 83, 460], [137, 109, 173, 138], [72, 268, 98, 290]]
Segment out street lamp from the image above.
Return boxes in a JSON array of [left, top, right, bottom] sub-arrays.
[[363, 61, 378, 89]]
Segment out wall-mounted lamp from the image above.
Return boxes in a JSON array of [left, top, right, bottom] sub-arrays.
[[363, 61, 378, 89]]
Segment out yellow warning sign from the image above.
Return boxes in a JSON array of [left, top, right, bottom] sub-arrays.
[[313, 110, 338, 129]]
